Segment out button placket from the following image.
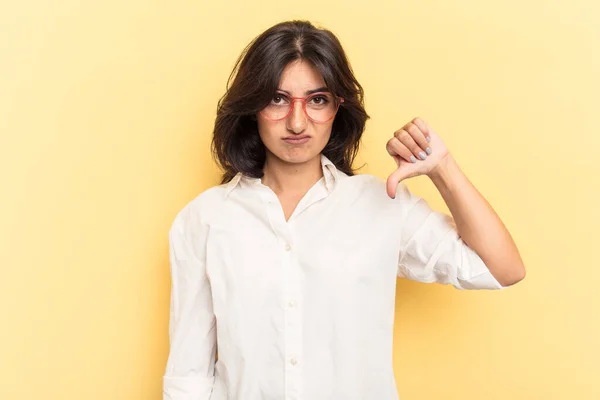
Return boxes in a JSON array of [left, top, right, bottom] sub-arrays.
[[259, 184, 306, 400], [283, 221, 302, 400]]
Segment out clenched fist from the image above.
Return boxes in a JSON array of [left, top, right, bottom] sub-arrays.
[[386, 117, 451, 198]]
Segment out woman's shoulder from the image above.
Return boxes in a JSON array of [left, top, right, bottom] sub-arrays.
[[342, 172, 416, 207], [170, 183, 229, 230], [345, 172, 384, 186], [342, 173, 389, 197], [190, 183, 229, 209]]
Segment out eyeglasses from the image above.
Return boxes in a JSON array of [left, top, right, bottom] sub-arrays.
[[259, 92, 344, 123]]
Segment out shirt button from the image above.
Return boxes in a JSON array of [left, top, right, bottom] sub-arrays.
[[290, 358, 298, 366], [284, 243, 291, 251], [288, 300, 296, 308]]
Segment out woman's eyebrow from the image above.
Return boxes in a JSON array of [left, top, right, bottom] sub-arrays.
[[277, 87, 329, 95]]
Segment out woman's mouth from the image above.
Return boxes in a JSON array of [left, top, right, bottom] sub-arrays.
[[283, 135, 310, 145]]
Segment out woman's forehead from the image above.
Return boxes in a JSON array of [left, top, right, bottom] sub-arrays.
[[278, 60, 326, 94]]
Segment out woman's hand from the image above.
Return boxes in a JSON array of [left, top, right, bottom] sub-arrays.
[[385, 117, 451, 198]]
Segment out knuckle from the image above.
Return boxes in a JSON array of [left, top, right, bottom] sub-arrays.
[[406, 123, 419, 135], [386, 138, 397, 153], [397, 130, 410, 140]]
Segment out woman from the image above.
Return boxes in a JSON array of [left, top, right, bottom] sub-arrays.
[[163, 20, 525, 400]]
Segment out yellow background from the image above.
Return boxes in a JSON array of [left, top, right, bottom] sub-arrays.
[[1, 0, 598, 399]]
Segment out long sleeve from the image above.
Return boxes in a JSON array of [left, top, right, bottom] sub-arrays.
[[395, 183, 504, 290], [163, 205, 217, 400]]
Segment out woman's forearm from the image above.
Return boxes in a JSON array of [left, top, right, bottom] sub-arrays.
[[428, 154, 526, 287]]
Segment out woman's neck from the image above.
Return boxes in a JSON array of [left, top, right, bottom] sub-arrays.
[[261, 154, 323, 197]]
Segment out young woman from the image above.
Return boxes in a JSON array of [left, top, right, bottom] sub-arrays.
[[163, 20, 525, 400]]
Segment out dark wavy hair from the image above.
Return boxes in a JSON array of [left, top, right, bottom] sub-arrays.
[[211, 20, 370, 184]]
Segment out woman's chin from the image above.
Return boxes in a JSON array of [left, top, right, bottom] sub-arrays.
[[268, 151, 316, 166]]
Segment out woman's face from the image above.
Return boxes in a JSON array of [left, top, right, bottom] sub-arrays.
[[256, 59, 335, 167]]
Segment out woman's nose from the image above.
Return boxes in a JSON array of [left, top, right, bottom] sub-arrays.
[[287, 100, 307, 132]]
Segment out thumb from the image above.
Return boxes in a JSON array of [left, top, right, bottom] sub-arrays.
[[386, 167, 409, 199]]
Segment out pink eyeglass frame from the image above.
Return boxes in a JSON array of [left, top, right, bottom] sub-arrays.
[[259, 92, 345, 123]]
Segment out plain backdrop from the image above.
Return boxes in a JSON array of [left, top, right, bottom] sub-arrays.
[[1, 1, 598, 399]]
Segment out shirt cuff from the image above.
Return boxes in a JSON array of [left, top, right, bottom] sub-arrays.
[[458, 270, 505, 290], [163, 375, 215, 400]]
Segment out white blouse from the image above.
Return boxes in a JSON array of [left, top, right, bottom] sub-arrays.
[[163, 154, 503, 400]]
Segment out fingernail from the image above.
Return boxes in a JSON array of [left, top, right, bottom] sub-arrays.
[[426, 147, 432, 155], [419, 152, 427, 160], [426, 136, 431, 143], [410, 155, 417, 163]]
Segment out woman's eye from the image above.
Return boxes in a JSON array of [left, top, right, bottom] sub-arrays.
[[272, 95, 287, 104], [311, 96, 328, 104]]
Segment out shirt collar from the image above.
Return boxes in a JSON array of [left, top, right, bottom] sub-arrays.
[[224, 154, 340, 198], [320, 154, 339, 192]]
